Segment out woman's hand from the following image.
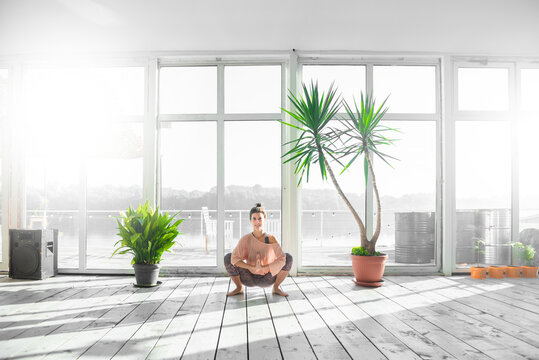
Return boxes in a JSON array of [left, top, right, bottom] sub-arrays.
[[252, 254, 270, 275]]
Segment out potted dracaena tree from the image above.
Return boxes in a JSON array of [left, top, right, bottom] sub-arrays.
[[281, 81, 398, 287], [113, 202, 183, 286]]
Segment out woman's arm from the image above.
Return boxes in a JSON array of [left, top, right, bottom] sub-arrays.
[[235, 257, 270, 274], [267, 240, 287, 276], [233, 260, 254, 272]]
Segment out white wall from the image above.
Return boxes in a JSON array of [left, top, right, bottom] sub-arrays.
[[1, 0, 539, 56]]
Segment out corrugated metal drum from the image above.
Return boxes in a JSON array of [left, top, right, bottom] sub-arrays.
[[456, 209, 511, 265], [395, 212, 435, 264], [484, 209, 511, 265]]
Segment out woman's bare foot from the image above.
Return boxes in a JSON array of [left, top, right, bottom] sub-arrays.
[[272, 287, 288, 297], [226, 287, 244, 296]]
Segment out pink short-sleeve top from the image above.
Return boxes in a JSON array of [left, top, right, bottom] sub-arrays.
[[230, 233, 286, 276]]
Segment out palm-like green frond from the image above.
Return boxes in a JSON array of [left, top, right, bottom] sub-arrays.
[[280, 81, 342, 185], [337, 93, 399, 183]]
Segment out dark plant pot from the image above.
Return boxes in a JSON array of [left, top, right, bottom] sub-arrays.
[[133, 263, 161, 286], [351, 253, 387, 287]]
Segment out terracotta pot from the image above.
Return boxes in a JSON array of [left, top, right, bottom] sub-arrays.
[[522, 266, 538, 278], [470, 266, 487, 279], [351, 253, 387, 287], [505, 266, 521, 278], [488, 266, 504, 279]]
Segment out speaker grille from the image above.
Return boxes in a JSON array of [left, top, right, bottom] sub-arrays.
[[13, 245, 40, 275]]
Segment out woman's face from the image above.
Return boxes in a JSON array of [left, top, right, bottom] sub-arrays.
[[250, 212, 265, 231]]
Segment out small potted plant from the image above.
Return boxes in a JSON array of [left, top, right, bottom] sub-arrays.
[[470, 237, 487, 279], [520, 244, 538, 278], [506, 242, 523, 278], [113, 202, 183, 286]]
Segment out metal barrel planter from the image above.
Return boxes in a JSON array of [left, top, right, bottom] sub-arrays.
[[456, 209, 511, 265], [395, 212, 435, 264], [483, 209, 511, 265]]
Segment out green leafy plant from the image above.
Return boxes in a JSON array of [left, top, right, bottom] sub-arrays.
[[112, 202, 183, 265], [522, 245, 536, 266], [472, 237, 485, 267], [281, 82, 398, 255], [351, 246, 380, 256], [513, 242, 536, 266]]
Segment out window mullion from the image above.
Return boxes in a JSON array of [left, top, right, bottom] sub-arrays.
[[217, 64, 225, 271]]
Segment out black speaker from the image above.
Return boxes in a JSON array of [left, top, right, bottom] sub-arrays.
[[9, 229, 58, 280]]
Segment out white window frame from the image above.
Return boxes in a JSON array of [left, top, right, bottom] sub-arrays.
[[450, 59, 518, 274], [296, 56, 443, 275], [157, 58, 289, 275], [13, 60, 150, 274]]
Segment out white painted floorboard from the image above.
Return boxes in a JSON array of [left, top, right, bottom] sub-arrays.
[[0, 275, 538, 359]]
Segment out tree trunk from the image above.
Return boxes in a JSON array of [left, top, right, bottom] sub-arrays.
[[365, 150, 381, 254], [323, 157, 368, 247]]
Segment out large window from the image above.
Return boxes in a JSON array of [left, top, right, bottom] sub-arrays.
[[300, 64, 438, 267], [301, 65, 367, 266], [159, 64, 282, 268], [159, 65, 218, 267], [10, 55, 539, 275], [24, 66, 145, 270], [455, 65, 512, 268], [224, 65, 282, 252]]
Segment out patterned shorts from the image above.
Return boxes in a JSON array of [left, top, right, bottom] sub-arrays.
[[224, 252, 293, 287]]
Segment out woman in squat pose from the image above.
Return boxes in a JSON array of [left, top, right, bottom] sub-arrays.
[[224, 203, 293, 296]]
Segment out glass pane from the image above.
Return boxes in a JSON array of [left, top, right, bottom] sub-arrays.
[[159, 66, 217, 114], [24, 68, 81, 269], [25, 67, 144, 118], [0, 69, 7, 259], [302, 65, 366, 110], [300, 122, 366, 266], [225, 66, 281, 113], [86, 123, 143, 269], [521, 69, 539, 113], [160, 122, 217, 266], [458, 68, 509, 111], [376, 121, 437, 265], [374, 66, 436, 113], [26, 156, 80, 269], [224, 121, 281, 254], [456, 121, 512, 268], [519, 114, 539, 265]]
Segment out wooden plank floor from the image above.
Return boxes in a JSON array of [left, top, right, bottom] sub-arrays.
[[1, 275, 538, 359]]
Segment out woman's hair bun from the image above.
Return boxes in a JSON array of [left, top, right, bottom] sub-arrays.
[[250, 202, 267, 220]]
